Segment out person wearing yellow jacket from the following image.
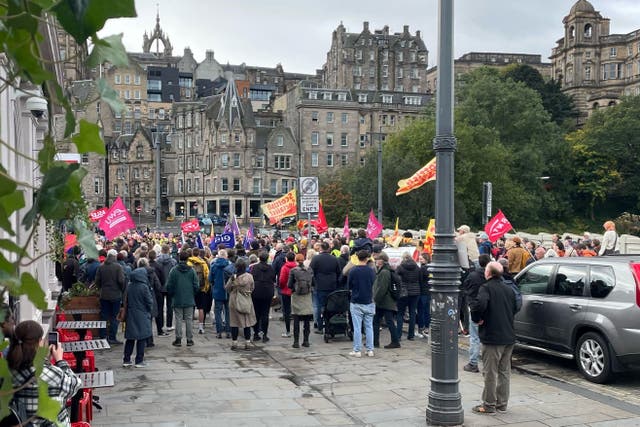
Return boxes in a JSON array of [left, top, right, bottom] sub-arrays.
[[188, 248, 211, 334]]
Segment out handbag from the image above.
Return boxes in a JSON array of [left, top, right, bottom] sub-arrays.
[[234, 290, 253, 315], [116, 290, 128, 322]]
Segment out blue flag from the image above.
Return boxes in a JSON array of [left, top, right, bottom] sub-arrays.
[[196, 234, 204, 249], [243, 223, 254, 251], [210, 232, 235, 249], [230, 215, 241, 237]]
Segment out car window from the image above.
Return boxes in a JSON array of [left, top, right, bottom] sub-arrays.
[[552, 265, 587, 296], [589, 265, 615, 298], [517, 264, 553, 294]]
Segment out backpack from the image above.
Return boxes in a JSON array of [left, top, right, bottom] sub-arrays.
[[192, 262, 207, 292], [294, 268, 313, 295], [389, 270, 401, 300], [503, 277, 522, 313]]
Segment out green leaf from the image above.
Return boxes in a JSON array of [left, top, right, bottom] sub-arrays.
[[0, 205, 15, 236], [64, 103, 77, 138], [0, 239, 27, 258], [0, 358, 13, 421], [36, 164, 86, 220], [0, 252, 15, 274], [15, 273, 47, 310], [53, 0, 137, 44], [0, 189, 25, 217], [6, 0, 42, 35], [72, 120, 106, 155], [0, 166, 17, 197], [34, 347, 61, 422], [8, 30, 53, 84], [37, 135, 56, 174], [87, 34, 129, 67], [74, 220, 98, 259], [97, 78, 125, 113]]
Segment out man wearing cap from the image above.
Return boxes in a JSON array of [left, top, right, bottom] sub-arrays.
[[477, 232, 492, 257], [95, 249, 126, 344]]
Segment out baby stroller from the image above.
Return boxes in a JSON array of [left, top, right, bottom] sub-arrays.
[[323, 289, 353, 343]]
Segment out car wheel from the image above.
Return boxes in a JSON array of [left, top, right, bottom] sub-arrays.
[[576, 332, 612, 384]]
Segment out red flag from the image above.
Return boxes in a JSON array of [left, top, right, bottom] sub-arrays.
[[98, 197, 136, 240], [89, 207, 108, 222], [64, 234, 77, 252], [484, 210, 513, 243], [181, 218, 200, 233], [365, 210, 383, 239], [311, 200, 328, 234], [342, 215, 349, 239], [396, 157, 436, 196]]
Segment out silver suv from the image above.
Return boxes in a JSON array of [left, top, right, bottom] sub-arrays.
[[514, 256, 640, 383]]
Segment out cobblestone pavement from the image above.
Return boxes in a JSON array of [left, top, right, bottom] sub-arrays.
[[89, 325, 640, 427]]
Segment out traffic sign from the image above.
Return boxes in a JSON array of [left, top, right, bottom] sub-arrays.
[[135, 206, 142, 213], [300, 196, 319, 213], [299, 176, 319, 196]]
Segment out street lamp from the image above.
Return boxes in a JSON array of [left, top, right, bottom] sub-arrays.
[[426, 1, 464, 426]]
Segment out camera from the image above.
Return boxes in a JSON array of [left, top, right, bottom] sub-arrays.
[[25, 96, 47, 118]]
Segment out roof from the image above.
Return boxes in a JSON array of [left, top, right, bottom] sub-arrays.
[[570, 0, 595, 14]]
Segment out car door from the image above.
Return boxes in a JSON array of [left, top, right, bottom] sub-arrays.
[[542, 264, 589, 352], [515, 263, 554, 343]]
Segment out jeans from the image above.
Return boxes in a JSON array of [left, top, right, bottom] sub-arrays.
[[396, 295, 419, 340], [350, 302, 375, 352], [281, 295, 291, 333], [164, 292, 173, 328], [173, 306, 194, 341], [469, 319, 480, 367], [373, 307, 399, 346], [417, 294, 431, 330], [100, 298, 121, 340], [214, 299, 230, 334], [293, 314, 312, 343], [123, 339, 146, 364], [155, 292, 165, 334], [252, 296, 272, 338], [481, 344, 514, 409], [313, 289, 332, 331]]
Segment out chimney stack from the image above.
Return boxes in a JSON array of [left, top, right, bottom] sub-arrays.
[[363, 21, 369, 32], [383, 25, 389, 35], [416, 30, 421, 39], [403, 25, 409, 34]]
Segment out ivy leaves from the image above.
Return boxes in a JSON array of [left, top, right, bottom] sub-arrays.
[[53, 0, 136, 44]]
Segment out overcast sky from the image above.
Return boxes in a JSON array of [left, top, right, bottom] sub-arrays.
[[101, 0, 640, 74]]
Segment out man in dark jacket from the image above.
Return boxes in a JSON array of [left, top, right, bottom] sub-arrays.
[[395, 252, 422, 341], [251, 251, 276, 343], [156, 244, 177, 331], [309, 241, 341, 333], [209, 249, 234, 338], [95, 249, 126, 344], [373, 252, 399, 349], [462, 254, 491, 373], [166, 250, 199, 347], [61, 246, 81, 291], [470, 261, 518, 415], [148, 250, 170, 337]]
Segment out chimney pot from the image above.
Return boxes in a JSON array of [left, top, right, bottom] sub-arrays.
[[363, 21, 369, 31]]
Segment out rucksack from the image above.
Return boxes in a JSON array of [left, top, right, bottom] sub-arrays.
[[294, 268, 313, 295], [192, 262, 207, 292], [389, 270, 401, 300], [503, 277, 522, 313]]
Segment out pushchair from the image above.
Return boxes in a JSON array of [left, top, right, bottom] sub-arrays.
[[322, 289, 353, 343]]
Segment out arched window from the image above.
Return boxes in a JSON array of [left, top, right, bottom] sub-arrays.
[[584, 24, 592, 38], [569, 26, 575, 38], [608, 101, 616, 107], [592, 102, 599, 110]]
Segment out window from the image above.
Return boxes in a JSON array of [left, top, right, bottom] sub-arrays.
[[311, 131, 319, 145], [382, 50, 388, 62], [398, 51, 404, 62], [144, 183, 150, 194], [93, 178, 102, 194], [397, 68, 404, 79], [178, 157, 184, 171], [134, 90, 140, 99], [177, 135, 184, 149], [358, 94, 367, 102], [113, 183, 119, 194], [233, 178, 241, 192], [309, 91, 318, 99], [311, 111, 318, 122], [404, 96, 422, 105], [360, 157, 366, 166], [359, 135, 367, 147], [590, 266, 615, 298], [276, 135, 284, 146], [326, 132, 334, 146], [187, 156, 193, 170], [382, 95, 393, 103], [356, 49, 362, 60], [221, 153, 229, 167], [282, 179, 289, 193], [585, 65, 592, 80], [410, 51, 417, 62], [382, 65, 388, 78], [517, 264, 552, 294], [396, 84, 404, 92], [256, 155, 264, 168], [353, 66, 362, 77], [134, 74, 141, 85], [136, 145, 143, 159], [270, 179, 277, 194], [341, 154, 348, 166], [143, 168, 150, 178], [186, 179, 192, 193], [323, 92, 331, 100], [341, 133, 348, 147], [326, 112, 334, 123], [114, 74, 121, 84], [221, 178, 229, 192], [133, 167, 140, 179], [610, 47, 617, 58], [337, 92, 347, 101], [234, 132, 240, 143], [603, 63, 621, 80], [327, 153, 334, 167], [274, 155, 291, 170], [187, 134, 192, 148], [124, 74, 130, 84], [221, 133, 227, 144], [359, 115, 366, 124], [252, 178, 261, 194], [178, 179, 184, 193], [369, 51, 375, 61], [124, 90, 130, 99], [552, 265, 587, 297], [411, 68, 419, 79], [233, 153, 241, 167], [585, 51, 591, 58], [381, 115, 388, 125], [311, 152, 318, 167], [341, 112, 348, 124], [369, 68, 375, 78], [81, 153, 89, 164]]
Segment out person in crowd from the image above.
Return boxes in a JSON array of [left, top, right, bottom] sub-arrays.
[[95, 249, 126, 344], [122, 265, 154, 368], [470, 262, 518, 414], [155, 244, 177, 332], [78, 254, 100, 285], [457, 225, 480, 268], [8, 320, 81, 426], [395, 252, 422, 341], [288, 253, 315, 348], [577, 243, 597, 257], [210, 249, 233, 339], [251, 251, 276, 343], [417, 252, 431, 338], [148, 250, 170, 337], [137, 257, 161, 348], [463, 254, 491, 373], [278, 252, 297, 338], [225, 259, 257, 351], [351, 229, 373, 254], [599, 220, 619, 255], [347, 250, 376, 358], [372, 252, 400, 349], [337, 245, 350, 288], [61, 246, 81, 292], [188, 248, 211, 335], [505, 236, 530, 274], [167, 250, 199, 347], [309, 241, 341, 334], [477, 232, 492, 257], [534, 246, 547, 260]]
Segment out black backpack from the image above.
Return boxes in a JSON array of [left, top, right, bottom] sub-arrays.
[[294, 268, 313, 295], [389, 270, 401, 300]]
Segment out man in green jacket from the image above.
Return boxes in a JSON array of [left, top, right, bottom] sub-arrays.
[[167, 250, 199, 347], [373, 252, 400, 349]]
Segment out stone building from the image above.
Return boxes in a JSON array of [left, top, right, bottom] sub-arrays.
[[550, 0, 640, 120], [322, 22, 429, 93]]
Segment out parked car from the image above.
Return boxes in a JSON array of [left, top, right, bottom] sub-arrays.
[[513, 256, 640, 383], [208, 213, 226, 226]]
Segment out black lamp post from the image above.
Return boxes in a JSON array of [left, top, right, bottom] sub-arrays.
[[426, 0, 464, 425]]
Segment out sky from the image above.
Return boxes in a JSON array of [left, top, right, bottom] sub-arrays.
[[101, 0, 640, 75]]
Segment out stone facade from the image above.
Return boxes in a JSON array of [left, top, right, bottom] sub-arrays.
[[550, 0, 640, 120]]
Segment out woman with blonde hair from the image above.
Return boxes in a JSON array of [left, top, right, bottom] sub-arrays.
[[599, 221, 619, 255]]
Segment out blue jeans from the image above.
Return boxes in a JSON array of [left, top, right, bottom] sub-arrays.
[[214, 299, 230, 334], [469, 319, 480, 367], [100, 298, 121, 340], [396, 295, 419, 340], [123, 339, 146, 364], [350, 302, 375, 352], [417, 294, 431, 330], [314, 289, 332, 331]]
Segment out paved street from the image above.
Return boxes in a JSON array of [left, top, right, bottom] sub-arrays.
[[88, 321, 640, 427]]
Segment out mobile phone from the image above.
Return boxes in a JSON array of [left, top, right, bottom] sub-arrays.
[[47, 331, 59, 346]]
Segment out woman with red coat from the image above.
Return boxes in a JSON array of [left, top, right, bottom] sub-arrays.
[[278, 251, 297, 338]]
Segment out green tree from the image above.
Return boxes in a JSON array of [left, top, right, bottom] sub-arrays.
[[319, 181, 352, 226], [0, 0, 135, 421]]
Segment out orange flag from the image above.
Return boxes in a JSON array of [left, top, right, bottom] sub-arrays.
[[396, 157, 436, 196]]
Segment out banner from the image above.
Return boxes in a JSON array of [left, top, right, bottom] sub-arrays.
[[181, 219, 200, 233], [261, 189, 297, 225], [365, 210, 383, 239], [396, 157, 436, 196], [89, 207, 108, 222], [64, 234, 77, 252], [210, 232, 235, 249], [342, 215, 349, 239], [423, 219, 436, 255], [98, 197, 135, 240], [484, 210, 513, 243]]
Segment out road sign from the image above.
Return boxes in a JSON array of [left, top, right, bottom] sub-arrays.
[[300, 196, 319, 213], [136, 206, 142, 213], [299, 176, 319, 196]]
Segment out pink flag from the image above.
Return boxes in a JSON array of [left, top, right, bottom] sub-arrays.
[[98, 197, 136, 240], [89, 207, 107, 222], [342, 215, 350, 239], [484, 210, 513, 243], [181, 219, 200, 233], [365, 210, 383, 239]]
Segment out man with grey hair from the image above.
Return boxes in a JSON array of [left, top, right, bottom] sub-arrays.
[[95, 249, 126, 344], [470, 261, 518, 415]]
